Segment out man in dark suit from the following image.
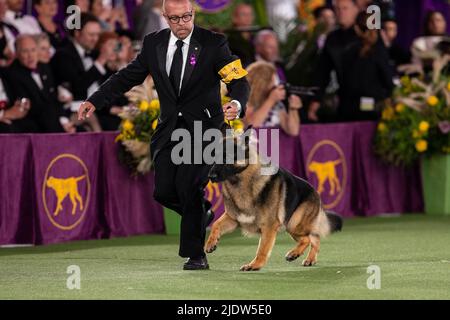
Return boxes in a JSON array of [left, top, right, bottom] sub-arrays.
[[51, 13, 115, 110], [7, 34, 72, 133], [78, 0, 250, 270]]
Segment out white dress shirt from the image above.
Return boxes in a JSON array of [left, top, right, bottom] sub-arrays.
[[31, 71, 43, 90], [4, 10, 41, 35], [73, 41, 106, 98], [166, 28, 194, 92]]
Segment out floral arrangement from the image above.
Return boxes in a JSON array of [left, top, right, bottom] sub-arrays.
[[116, 78, 244, 176], [115, 77, 159, 176], [374, 54, 450, 166]]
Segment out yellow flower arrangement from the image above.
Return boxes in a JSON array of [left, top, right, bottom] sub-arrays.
[[375, 53, 450, 166]]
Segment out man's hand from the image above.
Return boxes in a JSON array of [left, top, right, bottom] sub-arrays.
[[78, 101, 96, 120], [1, 99, 30, 124], [223, 101, 239, 121]]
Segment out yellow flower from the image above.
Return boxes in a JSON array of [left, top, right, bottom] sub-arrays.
[[151, 119, 158, 130], [377, 122, 387, 132], [139, 100, 149, 112], [115, 133, 123, 142], [395, 103, 405, 113], [427, 95, 439, 106], [418, 121, 430, 133], [123, 120, 134, 131], [149, 99, 160, 110], [382, 107, 395, 120], [412, 130, 422, 139], [447, 82, 450, 91], [415, 139, 428, 153]]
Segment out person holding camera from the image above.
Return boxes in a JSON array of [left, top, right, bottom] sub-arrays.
[[243, 61, 302, 137]]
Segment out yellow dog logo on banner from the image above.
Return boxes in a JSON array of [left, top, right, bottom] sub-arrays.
[[308, 160, 343, 196], [42, 154, 90, 231], [306, 140, 347, 210], [46, 175, 86, 216]]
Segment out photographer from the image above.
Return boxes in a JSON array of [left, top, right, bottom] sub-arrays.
[[243, 61, 302, 137]]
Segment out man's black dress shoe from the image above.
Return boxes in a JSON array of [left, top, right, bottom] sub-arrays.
[[183, 256, 209, 270]]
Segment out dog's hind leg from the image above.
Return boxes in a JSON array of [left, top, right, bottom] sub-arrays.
[[240, 224, 280, 271], [285, 235, 310, 262], [205, 212, 238, 254], [303, 234, 320, 267]]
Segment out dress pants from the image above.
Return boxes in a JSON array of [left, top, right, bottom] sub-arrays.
[[153, 116, 212, 258]]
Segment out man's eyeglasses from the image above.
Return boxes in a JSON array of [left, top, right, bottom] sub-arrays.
[[165, 11, 193, 24]]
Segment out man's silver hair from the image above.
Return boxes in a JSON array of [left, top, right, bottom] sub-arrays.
[[254, 29, 278, 46], [162, 0, 194, 12]]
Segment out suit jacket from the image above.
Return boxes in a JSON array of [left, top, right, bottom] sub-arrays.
[[7, 60, 63, 133], [51, 41, 104, 101], [88, 26, 250, 161]]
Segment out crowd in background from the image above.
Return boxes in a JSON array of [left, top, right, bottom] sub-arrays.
[[0, 0, 448, 136]]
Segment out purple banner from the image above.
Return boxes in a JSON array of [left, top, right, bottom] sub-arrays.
[[0, 132, 164, 246]]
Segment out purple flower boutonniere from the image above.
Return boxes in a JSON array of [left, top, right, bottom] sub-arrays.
[[189, 54, 197, 66]]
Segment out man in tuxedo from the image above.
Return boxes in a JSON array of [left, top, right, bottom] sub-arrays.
[[78, 0, 249, 270], [7, 34, 72, 133], [51, 13, 115, 113]]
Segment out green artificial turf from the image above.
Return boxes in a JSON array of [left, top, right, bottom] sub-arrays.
[[0, 215, 449, 300]]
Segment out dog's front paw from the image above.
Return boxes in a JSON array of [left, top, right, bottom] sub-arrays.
[[204, 238, 219, 254], [239, 263, 261, 272]]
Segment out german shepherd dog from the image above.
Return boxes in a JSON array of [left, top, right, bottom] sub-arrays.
[[205, 128, 342, 271]]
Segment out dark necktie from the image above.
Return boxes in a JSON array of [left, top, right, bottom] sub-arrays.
[[169, 39, 184, 95]]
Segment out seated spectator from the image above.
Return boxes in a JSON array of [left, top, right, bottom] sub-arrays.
[[225, 3, 257, 67], [7, 34, 73, 133], [381, 19, 411, 74], [34, 0, 68, 51], [0, 0, 18, 61], [4, 0, 41, 35], [412, 11, 449, 67], [110, 29, 136, 70], [243, 61, 302, 137], [51, 13, 115, 131], [254, 29, 287, 84], [90, 0, 129, 32], [0, 67, 32, 133]]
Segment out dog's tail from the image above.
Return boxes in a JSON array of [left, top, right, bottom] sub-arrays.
[[325, 210, 343, 233], [315, 209, 343, 237]]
